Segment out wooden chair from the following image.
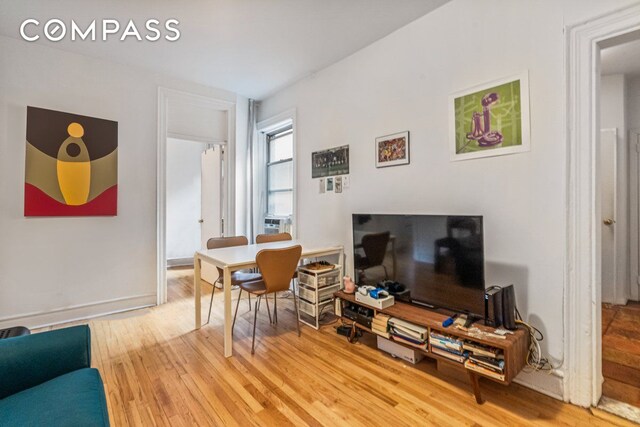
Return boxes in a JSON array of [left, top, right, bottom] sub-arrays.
[[255, 232, 295, 323], [205, 236, 262, 324], [232, 245, 302, 354], [255, 232, 292, 243]]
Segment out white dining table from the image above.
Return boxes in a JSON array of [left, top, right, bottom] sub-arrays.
[[194, 239, 344, 357]]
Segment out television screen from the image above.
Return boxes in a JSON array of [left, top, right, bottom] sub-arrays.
[[352, 214, 485, 316]]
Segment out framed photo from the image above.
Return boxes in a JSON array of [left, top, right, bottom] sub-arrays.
[[335, 176, 343, 193], [375, 131, 410, 168], [326, 177, 334, 192], [312, 145, 349, 178], [449, 71, 530, 161]]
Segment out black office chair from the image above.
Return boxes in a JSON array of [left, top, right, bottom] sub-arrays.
[[354, 231, 391, 280]]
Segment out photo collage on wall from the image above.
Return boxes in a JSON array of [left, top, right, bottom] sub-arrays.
[[313, 145, 349, 194]]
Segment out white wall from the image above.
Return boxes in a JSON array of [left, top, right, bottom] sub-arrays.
[[600, 74, 629, 304], [630, 76, 640, 131], [0, 35, 241, 328], [235, 96, 249, 236], [629, 75, 640, 301], [258, 0, 639, 398], [602, 75, 626, 132], [166, 138, 204, 262]]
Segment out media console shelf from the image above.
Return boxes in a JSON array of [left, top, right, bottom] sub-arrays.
[[334, 290, 530, 404]]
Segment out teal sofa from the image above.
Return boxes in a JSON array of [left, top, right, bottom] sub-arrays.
[[0, 325, 110, 426]]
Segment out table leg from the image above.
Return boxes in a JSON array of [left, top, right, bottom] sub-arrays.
[[467, 371, 485, 404], [223, 266, 233, 358], [194, 254, 202, 330]]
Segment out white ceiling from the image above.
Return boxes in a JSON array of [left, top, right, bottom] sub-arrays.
[[0, 0, 449, 99], [601, 38, 640, 77]]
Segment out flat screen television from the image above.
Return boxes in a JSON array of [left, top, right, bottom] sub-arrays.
[[352, 214, 485, 317]]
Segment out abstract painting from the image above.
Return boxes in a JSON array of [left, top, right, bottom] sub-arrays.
[[312, 145, 349, 178], [375, 131, 409, 168], [449, 72, 530, 161], [25, 106, 118, 216]]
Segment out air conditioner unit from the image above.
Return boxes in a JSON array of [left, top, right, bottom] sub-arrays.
[[263, 216, 292, 235]]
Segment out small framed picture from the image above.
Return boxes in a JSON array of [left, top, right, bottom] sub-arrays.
[[335, 176, 343, 193], [375, 131, 410, 168], [449, 71, 530, 161], [326, 177, 334, 192]]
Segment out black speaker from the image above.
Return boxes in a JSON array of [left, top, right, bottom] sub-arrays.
[[484, 286, 503, 327], [502, 285, 517, 330]]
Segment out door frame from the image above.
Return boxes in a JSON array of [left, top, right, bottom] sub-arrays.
[[157, 88, 236, 305], [565, 3, 640, 407]]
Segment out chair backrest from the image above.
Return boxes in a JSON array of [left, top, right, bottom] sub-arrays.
[[255, 245, 302, 294], [207, 236, 248, 250], [255, 232, 292, 244], [206, 236, 249, 277], [361, 231, 390, 267], [446, 217, 478, 238]]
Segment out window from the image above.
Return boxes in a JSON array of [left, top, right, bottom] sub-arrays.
[[266, 127, 293, 217]]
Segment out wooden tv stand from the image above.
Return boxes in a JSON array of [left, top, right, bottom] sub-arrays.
[[334, 291, 530, 404]]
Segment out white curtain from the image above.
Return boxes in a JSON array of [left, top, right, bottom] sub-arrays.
[[247, 99, 267, 243]]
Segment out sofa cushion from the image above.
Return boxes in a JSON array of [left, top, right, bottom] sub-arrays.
[[0, 368, 109, 427]]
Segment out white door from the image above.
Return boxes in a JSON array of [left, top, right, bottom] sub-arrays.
[[200, 146, 223, 285], [201, 146, 223, 245], [165, 138, 203, 264], [600, 129, 617, 304]]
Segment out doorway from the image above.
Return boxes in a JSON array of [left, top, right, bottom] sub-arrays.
[[166, 140, 225, 284], [565, 3, 640, 410], [598, 38, 640, 409], [157, 88, 236, 305]]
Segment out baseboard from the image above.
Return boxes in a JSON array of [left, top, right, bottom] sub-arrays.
[[602, 297, 629, 306], [167, 257, 194, 267], [513, 368, 565, 401], [0, 293, 157, 330]]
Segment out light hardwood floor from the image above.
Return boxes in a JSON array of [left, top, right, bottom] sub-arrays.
[[602, 302, 640, 408], [39, 268, 633, 426]]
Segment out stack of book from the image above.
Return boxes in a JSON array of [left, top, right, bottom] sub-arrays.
[[371, 313, 391, 339], [429, 332, 468, 363], [463, 341, 506, 381], [388, 317, 428, 350]]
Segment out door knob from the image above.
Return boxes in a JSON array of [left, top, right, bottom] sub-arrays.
[[603, 218, 615, 225], [198, 219, 204, 224]]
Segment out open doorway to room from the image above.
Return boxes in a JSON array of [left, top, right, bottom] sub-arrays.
[[598, 35, 640, 412], [166, 139, 225, 286], [157, 88, 236, 305]]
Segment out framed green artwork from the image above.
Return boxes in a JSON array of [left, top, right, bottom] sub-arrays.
[[449, 72, 530, 161]]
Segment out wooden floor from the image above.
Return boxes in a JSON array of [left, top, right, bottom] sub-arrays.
[[602, 302, 640, 408], [39, 268, 634, 426]]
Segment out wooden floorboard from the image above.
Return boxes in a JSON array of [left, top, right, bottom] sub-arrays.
[[37, 269, 635, 426], [602, 302, 640, 408]]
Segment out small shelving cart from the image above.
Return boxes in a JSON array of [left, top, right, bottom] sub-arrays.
[[296, 263, 343, 329]]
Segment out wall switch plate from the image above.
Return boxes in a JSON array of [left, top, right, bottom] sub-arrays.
[[342, 176, 350, 189], [319, 178, 325, 193]]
